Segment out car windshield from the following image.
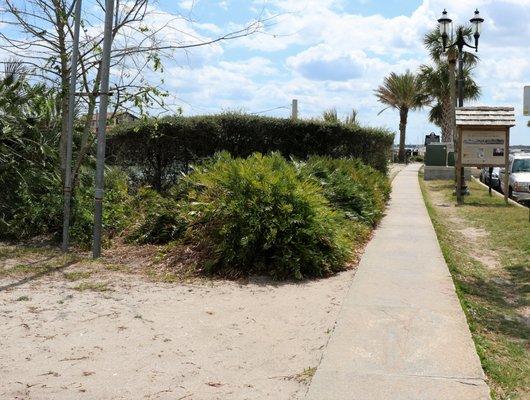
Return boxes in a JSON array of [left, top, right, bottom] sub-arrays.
[[512, 159, 530, 173]]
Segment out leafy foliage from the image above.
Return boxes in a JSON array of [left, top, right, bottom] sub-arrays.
[[69, 168, 132, 248], [126, 187, 187, 244], [298, 157, 390, 226], [420, 27, 481, 141], [0, 63, 63, 239], [180, 152, 355, 280], [107, 112, 394, 190], [374, 70, 429, 162]]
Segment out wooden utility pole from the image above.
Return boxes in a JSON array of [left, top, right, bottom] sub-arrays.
[[291, 99, 298, 120]]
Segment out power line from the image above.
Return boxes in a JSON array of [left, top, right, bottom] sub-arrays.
[[249, 105, 289, 115]]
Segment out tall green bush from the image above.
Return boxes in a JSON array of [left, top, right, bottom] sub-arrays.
[[181, 152, 353, 280], [126, 187, 187, 244], [107, 113, 394, 190], [298, 157, 391, 226], [69, 167, 132, 248]]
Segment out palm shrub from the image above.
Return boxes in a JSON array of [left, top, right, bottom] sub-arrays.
[[298, 157, 390, 226], [181, 152, 353, 280], [0, 63, 63, 239], [126, 187, 187, 244]]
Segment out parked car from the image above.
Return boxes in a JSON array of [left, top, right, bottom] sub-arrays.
[[479, 167, 501, 189], [499, 153, 530, 203]]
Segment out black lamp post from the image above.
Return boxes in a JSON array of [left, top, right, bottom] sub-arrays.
[[437, 8, 484, 196]]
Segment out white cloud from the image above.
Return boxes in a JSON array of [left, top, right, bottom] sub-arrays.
[[158, 0, 530, 143], [179, 0, 198, 11]]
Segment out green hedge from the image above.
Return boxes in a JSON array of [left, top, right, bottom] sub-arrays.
[[107, 113, 394, 191]]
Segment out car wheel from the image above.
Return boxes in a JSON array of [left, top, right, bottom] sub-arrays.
[[509, 187, 513, 199]]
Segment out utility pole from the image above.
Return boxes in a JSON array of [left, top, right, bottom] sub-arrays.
[[92, 0, 115, 258], [62, 0, 83, 252], [291, 99, 298, 120]]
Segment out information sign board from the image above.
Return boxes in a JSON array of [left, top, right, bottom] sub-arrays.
[[461, 129, 507, 166]]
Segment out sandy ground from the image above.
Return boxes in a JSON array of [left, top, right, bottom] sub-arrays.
[[0, 257, 355, 400]]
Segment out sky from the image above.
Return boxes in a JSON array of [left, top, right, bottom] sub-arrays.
[[152, 0, 530, 145], [1, 0, 528, 144]]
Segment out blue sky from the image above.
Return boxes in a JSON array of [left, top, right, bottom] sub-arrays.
[[150, 0, 530, 145], [1, 0, 528, 144]]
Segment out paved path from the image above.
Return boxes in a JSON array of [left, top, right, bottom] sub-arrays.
[[306, 164, 490, 400]]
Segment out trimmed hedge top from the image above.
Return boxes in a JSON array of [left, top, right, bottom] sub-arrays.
[[107, 113, 394, 190]]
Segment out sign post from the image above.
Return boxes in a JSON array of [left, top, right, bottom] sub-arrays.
[[455, 107, 516, 205]]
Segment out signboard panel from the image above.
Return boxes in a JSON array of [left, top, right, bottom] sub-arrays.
[[523, 86, 530, 115], [461, 129, 506, 166]]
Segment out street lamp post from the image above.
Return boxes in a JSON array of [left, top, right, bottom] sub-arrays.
[[437, 9, 484, 201]]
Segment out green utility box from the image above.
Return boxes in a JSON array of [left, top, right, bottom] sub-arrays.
[[425, 143, 447, 166], [447, 151, 455, 166]]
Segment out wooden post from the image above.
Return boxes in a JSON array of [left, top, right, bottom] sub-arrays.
[[291, 99, 298, 120], [504, 127, 510, 205], [456, 127, 463, 205]]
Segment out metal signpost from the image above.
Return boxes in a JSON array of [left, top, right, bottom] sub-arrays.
[[92, 0, 115, 258]]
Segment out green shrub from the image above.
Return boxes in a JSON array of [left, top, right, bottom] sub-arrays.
[[70, 167, 132, 248], [298, 157, 391, 226], [126, 187, 187, 244], [182, 152, 353, 280], [0, 177, 63, 240], [107, 113, 394, 190]]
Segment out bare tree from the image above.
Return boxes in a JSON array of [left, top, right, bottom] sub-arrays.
[[0, 0, 270, 186]]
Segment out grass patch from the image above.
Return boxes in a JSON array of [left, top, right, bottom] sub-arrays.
[[16, 295, 30, 301], [285, 366, 317, 384], [104, 263, 130, 272], [73, 282, 109, 292], [63, 271, 92, 281], [420, 176, 529, 400]]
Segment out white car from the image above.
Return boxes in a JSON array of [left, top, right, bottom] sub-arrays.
[[499, 153, 530, 203]]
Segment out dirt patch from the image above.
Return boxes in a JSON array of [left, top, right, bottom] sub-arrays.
[[426, 187, 501, 270], [458, 226, 488, 240], [0, 253, 355, 400]]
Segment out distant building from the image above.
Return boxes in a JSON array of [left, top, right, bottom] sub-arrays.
[[90, 110, 138, 133], [425, 132, 440, 145]]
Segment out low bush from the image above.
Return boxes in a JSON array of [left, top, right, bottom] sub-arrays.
[[1, 166, 133, 247], [298, 157, 391, 226], [181, 152, 353, 280], [126, 187, 187, 244], [69, 167, 132, 248], [0, 177, 63, 240]]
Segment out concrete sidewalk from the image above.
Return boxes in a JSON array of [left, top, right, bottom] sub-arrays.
[[306, 164, 490, 400]]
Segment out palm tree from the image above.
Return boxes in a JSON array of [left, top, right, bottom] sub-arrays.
[[420, 27, 481, 142], [375, 71, 428, 162], [419, 63, 480, 141]]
